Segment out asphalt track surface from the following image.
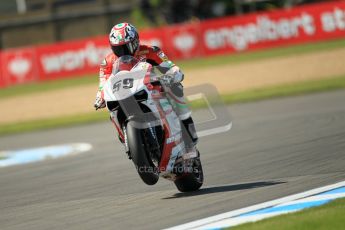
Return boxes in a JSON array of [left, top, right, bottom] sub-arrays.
[[1, 90, 345, 230]]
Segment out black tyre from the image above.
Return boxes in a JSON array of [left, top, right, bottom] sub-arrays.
[[126, 122, 159, 185], [174, 156, 204, 192]]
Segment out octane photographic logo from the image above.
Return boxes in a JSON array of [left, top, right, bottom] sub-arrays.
[[117, 83, 233, 173], [117, 81, 233, 142]]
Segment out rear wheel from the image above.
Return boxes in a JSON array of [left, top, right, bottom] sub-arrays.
[[174, 153, 204, 192], [126, 122, 159, 185]]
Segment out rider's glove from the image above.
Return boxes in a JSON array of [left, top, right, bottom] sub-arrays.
[[161, 74, 175, 85], [165, 66, 184, 83], [94, 91, 106, 110]]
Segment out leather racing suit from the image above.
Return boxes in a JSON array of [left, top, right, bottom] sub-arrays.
[[95, 45, 198, 145]]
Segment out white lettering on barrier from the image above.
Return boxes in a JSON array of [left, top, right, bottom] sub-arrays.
[[205, 13, 315, 51], [41, 43, 109, 74], [321, 7, 345, 32]]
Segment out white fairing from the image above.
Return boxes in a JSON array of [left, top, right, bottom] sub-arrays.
[[103, 67, 147, 102], [102, 56, 186, 175], [159, 98, 185, 173]]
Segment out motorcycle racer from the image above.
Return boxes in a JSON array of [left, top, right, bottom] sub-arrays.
[[94, 22, 198, 147]]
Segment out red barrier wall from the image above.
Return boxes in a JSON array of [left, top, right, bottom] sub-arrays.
[[1, 1, 345, 88]]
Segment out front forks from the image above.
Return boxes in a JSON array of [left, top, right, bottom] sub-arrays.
[[122, 126, 131, 159]]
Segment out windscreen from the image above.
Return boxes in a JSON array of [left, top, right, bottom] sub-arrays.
[[112, 55, 140, 75]]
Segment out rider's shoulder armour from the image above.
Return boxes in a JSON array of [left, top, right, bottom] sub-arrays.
[[100, 53, 117, 76]]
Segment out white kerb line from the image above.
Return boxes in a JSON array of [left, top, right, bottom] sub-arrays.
[[164, 180, 345, 230]]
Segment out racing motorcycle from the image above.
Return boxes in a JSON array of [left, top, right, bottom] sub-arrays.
[[102, 55, 203, 192]]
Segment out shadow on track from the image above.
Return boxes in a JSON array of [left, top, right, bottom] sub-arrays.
[[163, 181, 285, 199]]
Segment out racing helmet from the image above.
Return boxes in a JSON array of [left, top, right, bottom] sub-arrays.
[[109, 22, 139, 57]]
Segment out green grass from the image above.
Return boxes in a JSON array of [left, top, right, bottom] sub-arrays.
[[188, 75, 345, 109], [0, 111, 109, 136], [231, 197, 345, 230], [0, 74, 97, 99], [1, 74, 345, 136], [176, 39, 345, 69], [1, 39, 344, 99], [221, 75, 345, 105]]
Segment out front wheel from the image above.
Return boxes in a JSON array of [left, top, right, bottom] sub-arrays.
[[126, 122, 159, 185], [174, 154, 204, 192]]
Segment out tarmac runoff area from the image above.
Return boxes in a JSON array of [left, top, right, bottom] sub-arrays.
[[0, 90, 344, 229]]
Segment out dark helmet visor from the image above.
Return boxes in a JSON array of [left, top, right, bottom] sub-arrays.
[[111, 44, 131, 57]]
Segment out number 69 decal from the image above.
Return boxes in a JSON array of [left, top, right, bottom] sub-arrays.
[[123, 78, 134, 89], [113, 78, 134, 92]]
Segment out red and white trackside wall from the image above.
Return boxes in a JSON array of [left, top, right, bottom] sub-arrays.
[[1, 1, 345, 88]]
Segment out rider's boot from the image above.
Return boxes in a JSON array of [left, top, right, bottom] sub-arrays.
[[181, 117, 198, 152]]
